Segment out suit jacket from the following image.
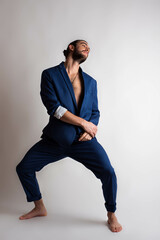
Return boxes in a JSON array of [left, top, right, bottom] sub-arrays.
[[40, 61, 100, 147]]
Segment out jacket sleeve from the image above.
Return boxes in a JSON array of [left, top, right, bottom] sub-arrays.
[[53, 105, 68, 119], [40, 70, 65, 117], [89, 80, 100, 126]]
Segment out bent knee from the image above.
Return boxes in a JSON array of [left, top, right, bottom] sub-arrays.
[[103, 166, 115, 176], [16, 162, 26, 174], [16, 163, 22, 174]]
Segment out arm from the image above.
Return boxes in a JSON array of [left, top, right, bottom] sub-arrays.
[[60, 110, 97, 138], [40, 70, 61, 116], [40, 70, 84, 127], [53, 106, 84, 127], [88, 80, 100, 126]]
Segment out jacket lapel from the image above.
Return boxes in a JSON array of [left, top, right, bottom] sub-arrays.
[[58, 61, 87, 116]]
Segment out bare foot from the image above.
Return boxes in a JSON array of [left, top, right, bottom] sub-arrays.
[[107, 212, 122, 232], [19, 206, 47, 220]]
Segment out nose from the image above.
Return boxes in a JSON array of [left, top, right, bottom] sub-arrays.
[[85, 47, 90, 52]]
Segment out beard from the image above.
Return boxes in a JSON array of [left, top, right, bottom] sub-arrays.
[[72, 48, 87, 64]]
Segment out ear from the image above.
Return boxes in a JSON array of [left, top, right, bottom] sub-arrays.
[[69, 44, 75, 52]]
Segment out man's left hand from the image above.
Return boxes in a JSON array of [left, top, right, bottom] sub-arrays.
[[78, 131, 93, 141]]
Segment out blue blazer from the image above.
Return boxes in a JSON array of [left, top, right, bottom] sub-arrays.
[[40, 61, 100, 147]]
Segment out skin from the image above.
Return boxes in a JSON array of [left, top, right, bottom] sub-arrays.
[[19, 40, 122, 232]]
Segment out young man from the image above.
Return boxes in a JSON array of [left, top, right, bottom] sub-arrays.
[[16, 39, 122, 232]]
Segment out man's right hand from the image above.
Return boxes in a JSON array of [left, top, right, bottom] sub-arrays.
[[81, 120, 97, 138], [59, 110, 98, 137]]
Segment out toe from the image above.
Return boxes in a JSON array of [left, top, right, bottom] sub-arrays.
[[117, 226, 122, 232]]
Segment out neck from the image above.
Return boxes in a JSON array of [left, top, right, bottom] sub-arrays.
[[64, 57, 80, 75]]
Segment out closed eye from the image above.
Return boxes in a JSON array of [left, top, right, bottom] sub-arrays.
[[82, 45, 90, 51]]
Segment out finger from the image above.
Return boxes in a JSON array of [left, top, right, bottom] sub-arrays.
[[90, 132, 95, 138], [79, 132, 88, 141], [87, 133, 92, 140], [83, 136, 92, 141], [78, 133, 86, 141], [80, 133, 92, 141], [81, 137, 89, 141], [79, 135, 87, 141]]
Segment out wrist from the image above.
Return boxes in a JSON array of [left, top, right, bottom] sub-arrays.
[[79, 118, 86, 128]]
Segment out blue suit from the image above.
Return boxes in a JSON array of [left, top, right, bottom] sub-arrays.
[[40, 61, 100, 146], [16, 61, 117, 213]]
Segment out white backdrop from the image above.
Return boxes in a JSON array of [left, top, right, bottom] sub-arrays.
[[0, 0, 160, 239]]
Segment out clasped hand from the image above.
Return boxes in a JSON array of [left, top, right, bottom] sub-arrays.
[[79, 120, 98, 141]]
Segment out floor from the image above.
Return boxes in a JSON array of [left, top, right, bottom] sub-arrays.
[[0, 197, 159, 240]]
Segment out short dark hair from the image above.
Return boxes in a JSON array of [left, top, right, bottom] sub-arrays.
[[63, 39, 87, 59]]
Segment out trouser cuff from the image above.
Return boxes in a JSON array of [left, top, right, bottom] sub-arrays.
[[27, 194, 42, 202], [104, 202, 116, 212]]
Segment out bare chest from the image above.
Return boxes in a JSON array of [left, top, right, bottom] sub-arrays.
[[68, 72, 84, 109]]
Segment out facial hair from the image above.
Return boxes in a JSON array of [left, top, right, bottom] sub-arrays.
[[72, 48, 87, 64]]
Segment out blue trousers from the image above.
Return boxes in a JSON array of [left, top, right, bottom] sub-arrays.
[[16, 134, 117, 212]]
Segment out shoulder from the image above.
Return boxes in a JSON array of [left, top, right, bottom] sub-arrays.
[[82, 72, 98, 92], [41, 64, 59, 76], [82, 71, 97, 84]]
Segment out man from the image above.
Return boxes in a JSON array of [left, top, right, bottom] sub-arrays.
[[16, 39, 122, 232]]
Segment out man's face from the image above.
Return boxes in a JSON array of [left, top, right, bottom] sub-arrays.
[[71, 41, 90, 64]]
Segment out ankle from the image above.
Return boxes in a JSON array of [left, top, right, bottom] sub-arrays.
[[107, 211, 116, 218], [34, 199, 45, 209]]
